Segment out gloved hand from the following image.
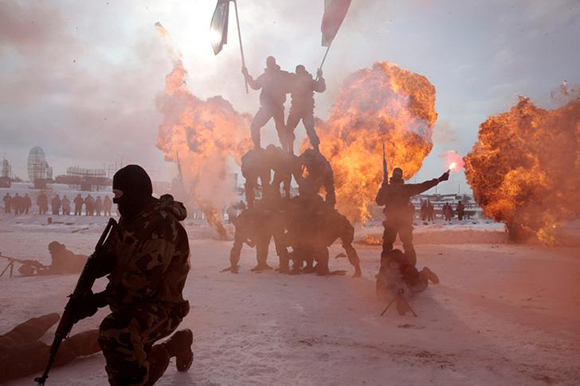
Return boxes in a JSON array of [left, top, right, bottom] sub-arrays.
[[317, 68, 323, 78], [438, 171, 450, 182], [70, 290, 109, 322], [241, 67, 249, 76]]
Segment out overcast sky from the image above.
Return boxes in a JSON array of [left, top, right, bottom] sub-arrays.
[[1, 0, 579, 193]]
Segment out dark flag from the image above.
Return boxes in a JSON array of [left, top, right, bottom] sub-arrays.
[[321, 0, 352, 46], [210, 0, 230, 55]]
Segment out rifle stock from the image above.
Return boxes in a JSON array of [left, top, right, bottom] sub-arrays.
[[35, 218, 117, 385], [382, 142, 388, 182]]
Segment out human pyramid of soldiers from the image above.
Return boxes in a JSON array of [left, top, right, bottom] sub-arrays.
[[226, 56, 450, 310], [221, 56, 361, 277], [224, 57, 449, 292]]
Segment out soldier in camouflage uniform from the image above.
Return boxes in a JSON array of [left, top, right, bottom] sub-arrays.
[[224, 198, 290, 274], [264, 144, 298, 201], [241, 148, 271, 208], [286, 65, 326, 154], [286, 194, 328, 275], [225, 207, 259, 273], [75, 165, 193, 386], [376, 249, 440, 316], [295, 149, 336, 207], [319, 206, 362, 278], [0, 313, 100, 383], [375, 167, 449, 267]]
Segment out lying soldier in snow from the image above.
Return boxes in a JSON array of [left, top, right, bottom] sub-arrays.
[[376, 249, 439, 315], [9, 242, 87, 276]]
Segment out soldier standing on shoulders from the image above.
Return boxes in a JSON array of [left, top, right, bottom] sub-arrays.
[[264, 144, 298, 200], [286, 65, 326, 154], [295, 149, 336, 207], [71, 165, 193, 386], [376, 167, 449, 267], [242, 56, 291, 150], [241, 148, 271, 209]]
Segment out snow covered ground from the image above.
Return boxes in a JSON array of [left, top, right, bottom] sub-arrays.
[[1, 214, 579, 386]]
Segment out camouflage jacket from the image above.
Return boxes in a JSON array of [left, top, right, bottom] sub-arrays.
[[375, 179, 439, 223], [104, 195, 190, 311]]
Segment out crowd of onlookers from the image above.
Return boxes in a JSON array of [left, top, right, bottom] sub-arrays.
[[420, 200, 467, 222], [2, 192, 114, 216]]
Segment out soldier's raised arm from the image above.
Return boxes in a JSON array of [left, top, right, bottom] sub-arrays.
[[405, 171, 450, 196], [242, 67, 262, 90], [314, 69, 326, 93]]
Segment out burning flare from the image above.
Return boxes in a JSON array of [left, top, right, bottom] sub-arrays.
[[155, 32, 252, 239], [441, 150, 464, 172], [312, 62, 437, 222], [464, 96, 580, 244]]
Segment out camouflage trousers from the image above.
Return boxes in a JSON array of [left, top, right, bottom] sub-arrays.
[[98, 303, 185, 386]]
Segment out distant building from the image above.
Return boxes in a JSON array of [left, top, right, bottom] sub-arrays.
[[27, 146, 52, 189]]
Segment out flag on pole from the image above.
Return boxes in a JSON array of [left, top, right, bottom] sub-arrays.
[[210, 0, 230, 55], [321, 0, 352, 46]]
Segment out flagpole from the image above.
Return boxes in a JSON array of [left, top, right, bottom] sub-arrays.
[[232, 0, 249, 94], [316, 43, 331, 81]]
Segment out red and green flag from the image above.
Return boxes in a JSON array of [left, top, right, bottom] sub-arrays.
[[321, 0, 352, 46]]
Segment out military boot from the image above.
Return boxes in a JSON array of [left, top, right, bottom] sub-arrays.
[[163, 329, 194, 372], [421, 267, 440, 284], [315, 262, 330, 276], [147, 345, 171, 386]]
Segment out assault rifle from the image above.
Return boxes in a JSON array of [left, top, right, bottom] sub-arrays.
[[0, 253, 48, 277], [382, 142, 388, 183], [35, 218, 117, 385]]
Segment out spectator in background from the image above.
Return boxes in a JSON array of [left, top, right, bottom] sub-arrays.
[[3, 193, 12, 214], [23, 193, 32, 214], [51, 194, 61, 215], [85, 194, 94, 216], [37, 192, 48, 215], [103, 196, 112, 216], [62, 195, 71, 216], [94, 196, 103, 216], [456, 201, 465, 221], [420, 200, 428, 221], [74, 194, 84, 216], [13, 193, 23, 215], [427, 201, 434, 222]]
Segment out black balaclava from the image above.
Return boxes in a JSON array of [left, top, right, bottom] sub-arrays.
[[112, 165, 154, 220]]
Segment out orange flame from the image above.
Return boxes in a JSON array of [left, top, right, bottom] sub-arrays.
[[155, 36, 252, 238], [310, 62, 437, 222], [464, 96, 580, 244]]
